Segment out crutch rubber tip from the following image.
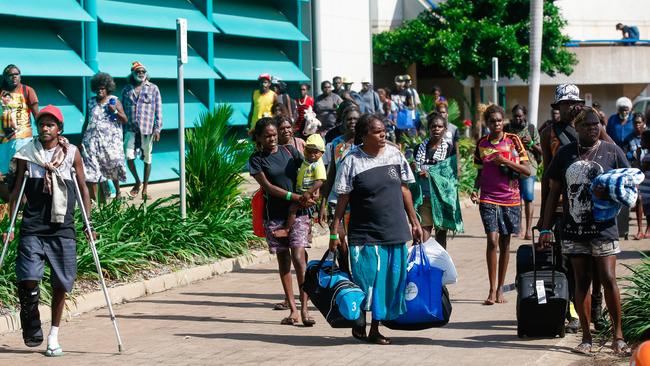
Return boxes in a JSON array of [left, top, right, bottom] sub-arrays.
[[118, 345, 124, 353]]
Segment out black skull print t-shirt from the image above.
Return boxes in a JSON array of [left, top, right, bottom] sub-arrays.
[[545, 141, 629, 241]]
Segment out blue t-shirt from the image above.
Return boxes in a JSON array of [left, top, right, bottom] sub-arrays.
[[606, 114, 634, 148]]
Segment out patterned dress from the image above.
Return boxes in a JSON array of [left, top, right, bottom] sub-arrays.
[[82, 96, 126, 183]]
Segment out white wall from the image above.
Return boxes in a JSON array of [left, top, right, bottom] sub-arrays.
[[319, 0, 373, 91], [557, 0, 650, 40]]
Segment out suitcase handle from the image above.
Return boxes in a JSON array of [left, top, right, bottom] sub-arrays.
[[316, 249, 343, 288], [531, 227, 557, 289]]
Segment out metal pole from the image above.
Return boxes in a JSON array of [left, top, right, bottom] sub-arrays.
[[528, 0, 544, 127], [0, 172, 28, 270], [177, 18, 188, 219], [311, 0, 323, 90], [83, 0, 99, 73], [71, 173, 124, 353], [492, 57, 499, 105]]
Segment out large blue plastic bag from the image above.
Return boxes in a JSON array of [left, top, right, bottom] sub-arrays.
[[393, 244, 445, 324]]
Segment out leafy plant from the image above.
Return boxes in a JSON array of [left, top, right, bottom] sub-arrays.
[[181, 105, 253, 212], [457, 138, 478, 196], [596, 253, 650, 344], [0, 198, 259, 309]]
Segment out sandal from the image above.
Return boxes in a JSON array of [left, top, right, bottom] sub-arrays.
[[273, 302, 289, 311], [368, 333, 392, 345], [280, 317, 298, 326], [128, 186, 140, 199], [612, 339, 632, 357], [301, 316, 316, 327], [45, 345, 64, 357], [571, 342, 592, 355]]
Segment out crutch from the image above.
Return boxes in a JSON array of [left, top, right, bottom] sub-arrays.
[[71, 171, 124, 353], [0, 171, 29, 270]]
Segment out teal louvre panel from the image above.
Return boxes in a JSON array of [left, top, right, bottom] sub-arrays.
[[0, 0, 93, 22], [158, 85, 209, 130], [213, 1, 307, 41], [98, 0, 218, 32], [98, 30, 219, 79], [214, 82, 255, 126], [27, 81, 84, 134], [223, 102, 249, 126], [0, 26, 93, 77], [214, 42, 308, 81], [126, 150, 179, 183]]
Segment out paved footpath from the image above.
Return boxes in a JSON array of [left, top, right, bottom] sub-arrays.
[[0, 202, 646, 365]]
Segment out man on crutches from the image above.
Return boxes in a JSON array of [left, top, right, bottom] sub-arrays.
[[3, 105, 94, 357]]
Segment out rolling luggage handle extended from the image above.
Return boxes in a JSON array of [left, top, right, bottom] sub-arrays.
[[531, 227, 557, 290]]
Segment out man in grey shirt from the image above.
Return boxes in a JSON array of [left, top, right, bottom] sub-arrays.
[[359, 79, 381, 114], [314, 80, 343, 133]]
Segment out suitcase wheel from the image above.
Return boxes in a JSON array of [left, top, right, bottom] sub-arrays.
[[517, 325, 525, 338]]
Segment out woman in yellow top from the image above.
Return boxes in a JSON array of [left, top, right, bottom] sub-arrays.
[[248, 73, 276, 133]]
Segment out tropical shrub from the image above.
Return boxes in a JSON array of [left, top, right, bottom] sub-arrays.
[[182, 105, 253, 212]]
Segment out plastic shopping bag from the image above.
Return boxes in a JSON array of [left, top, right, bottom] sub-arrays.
[[421, 237, 458, 284]]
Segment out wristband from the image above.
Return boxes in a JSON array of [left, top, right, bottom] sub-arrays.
[[285, 191, 292, 201], [527, 140, 535, 149], [539, 229, 552, 235], [329, 234, 340, 240]]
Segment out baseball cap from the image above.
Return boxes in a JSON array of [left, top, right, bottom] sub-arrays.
[[552, 84, 584, 106], [394, 75, 405, 82], [258, 73, 271, 81], [305, 134, 325, 152], [361, 77, 371, 84], [131, 61, 146, 72], [403, 74, 412, 81], [37, 105, 64, 125]]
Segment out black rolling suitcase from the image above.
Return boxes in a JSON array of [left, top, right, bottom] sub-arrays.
[[617, 206, 630, 240], [516, 231, 569, 338]]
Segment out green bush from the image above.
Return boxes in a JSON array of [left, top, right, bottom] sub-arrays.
[[597, 253, 650, 344], [182, 105, 253, 212], [457, 138, 477, 196], [0, 198, 258, 309]]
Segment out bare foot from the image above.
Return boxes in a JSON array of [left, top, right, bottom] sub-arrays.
[[496, 289, 507, 303], [524, 231, 532, 240], [273, 229, 289, 238], [368, 330, 392, 345], [484, 289, 496, 305]]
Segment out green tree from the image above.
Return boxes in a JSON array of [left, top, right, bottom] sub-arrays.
[[373, 0, 577, 135]]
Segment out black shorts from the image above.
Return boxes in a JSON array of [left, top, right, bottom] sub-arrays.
[[15, 235, 77, 292]]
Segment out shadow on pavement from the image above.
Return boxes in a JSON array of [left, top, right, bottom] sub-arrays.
[[234, 268, 294, 275], [134, 299, 276, 308], [444, 319, 517, 331], [394, 334, 574, 352], [175, 332, 351, 347], [617, 250, 643, 260], [103, 313, 279, 325], [179, 292, 285, 300]]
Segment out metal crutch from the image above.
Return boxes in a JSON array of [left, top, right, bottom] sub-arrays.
[[71, 172, 124, 353], [0, 171, 29, 270]]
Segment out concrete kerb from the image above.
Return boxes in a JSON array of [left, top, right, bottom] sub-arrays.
[[0, 245, 307, 336], [0, 197, 476, 336]]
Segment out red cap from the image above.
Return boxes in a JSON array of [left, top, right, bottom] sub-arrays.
[[258, 73, 271, 81], [37, 105, 64, 125]]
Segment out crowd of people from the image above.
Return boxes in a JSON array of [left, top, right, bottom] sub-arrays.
[[249, 77, 640, 355], [0, 61, 162, 356], [1, 60, 643, 357]]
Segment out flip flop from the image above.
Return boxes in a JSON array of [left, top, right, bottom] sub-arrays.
[[612, 339, 632, 357], [273, 302, 289, 311], [45, 345, 64, 357], [571, 342, 592, 355], [280, 317, 298, 326], [301, 316, 316, 327], [128, 186, 140, 199], [633, 233, 645, 240], [368, 334, 392, 345]]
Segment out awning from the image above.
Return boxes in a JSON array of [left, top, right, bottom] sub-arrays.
[[214, 42, 308, 81], [158, 84, 209, 130], [98, 29, 220, 79], [213, 2, 307, 41], [0, 0, 93, 22], [0, 26, 94, 77], [98, 0, 218, 32], [29, 81, 85, 134]]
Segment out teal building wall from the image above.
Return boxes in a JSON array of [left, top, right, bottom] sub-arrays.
[[0, 0, 310, 182]]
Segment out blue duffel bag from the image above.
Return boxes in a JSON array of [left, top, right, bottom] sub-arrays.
[[302, 250, 366, 328], [382, 244, 452, 330]]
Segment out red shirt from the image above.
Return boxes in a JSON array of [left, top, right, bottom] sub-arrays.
[[295, 96, 314, 133]]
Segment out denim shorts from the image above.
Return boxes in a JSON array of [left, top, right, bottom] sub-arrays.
[[16, 235, 77, 292], [562, 239, 620, 257], [519, 175, 536, 202], [479, 202, 520, 235]]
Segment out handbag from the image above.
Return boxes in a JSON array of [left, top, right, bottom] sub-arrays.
[[302, 250, 366, 328], [382, 244, 452, 330], [251, 189, 265, 238], [397, 109, 416, 130]]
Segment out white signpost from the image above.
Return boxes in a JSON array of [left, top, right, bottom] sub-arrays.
[[177, 18, 187, 219]]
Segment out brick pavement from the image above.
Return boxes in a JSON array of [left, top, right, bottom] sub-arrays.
[[0, 200, 645, 365]]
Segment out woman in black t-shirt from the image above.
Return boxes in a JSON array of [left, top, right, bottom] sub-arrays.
[[248, 117, 315, 327]]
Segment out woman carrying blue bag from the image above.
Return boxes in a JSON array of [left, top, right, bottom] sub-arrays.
[[330, 113, 423, 345]]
